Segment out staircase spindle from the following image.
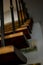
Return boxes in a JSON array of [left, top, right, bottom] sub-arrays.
[[10, 0, 15, 33], [18, 0, 24, 25], [15, 0, 21, 27], [20, 0, 26, 22], [20, 0, 29, 20], [1, 0, 5, 47]]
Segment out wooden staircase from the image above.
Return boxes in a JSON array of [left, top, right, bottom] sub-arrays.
[[0, 0, 33, 64]]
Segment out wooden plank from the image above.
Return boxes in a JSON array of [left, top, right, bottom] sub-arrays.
[[0, 19, 32, 33], [15, 27, 31, 39], [0, 26, 31, 39], [0, 32, 29, 49], [0, 45, 27, 64]]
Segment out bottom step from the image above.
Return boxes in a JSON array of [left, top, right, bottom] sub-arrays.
[[0, 45, 27, 64]]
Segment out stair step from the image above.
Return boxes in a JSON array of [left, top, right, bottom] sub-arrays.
[[0, 32, 29, 49], [0, 45, 27, 64]]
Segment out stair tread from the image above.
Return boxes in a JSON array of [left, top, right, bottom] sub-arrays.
[[0, 45, 27, 64]]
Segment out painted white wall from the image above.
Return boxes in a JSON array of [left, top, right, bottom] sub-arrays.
[[22, 0, 43, 65], [3, 0, 16, 13], [3, 0, 18, 24], [20, 22, 43, 65], [0, 0, 18, 25], [4, 11, 18, 24]]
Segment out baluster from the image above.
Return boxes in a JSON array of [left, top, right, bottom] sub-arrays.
[[1, 0, 5, 47], [10, 0, 15, 33], [18, 0, 24, 25], [21, 0, 29, 20], [20, 0, 26, 22], [19, 0, 33, 33], [15, 0, 21, 27]]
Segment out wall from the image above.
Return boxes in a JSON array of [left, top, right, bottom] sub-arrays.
[[23, 0, 43, 65], [3, 0, 18, 24], [4, 11, 18, 24], [23, 22, 43, 65], [24, 0, 43, 23], [0, 0, 18, 25]]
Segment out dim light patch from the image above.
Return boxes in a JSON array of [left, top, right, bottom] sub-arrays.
[[20, 39, 37, 53], [28, 63, 41, 65], [20, 46, 37, 53]]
